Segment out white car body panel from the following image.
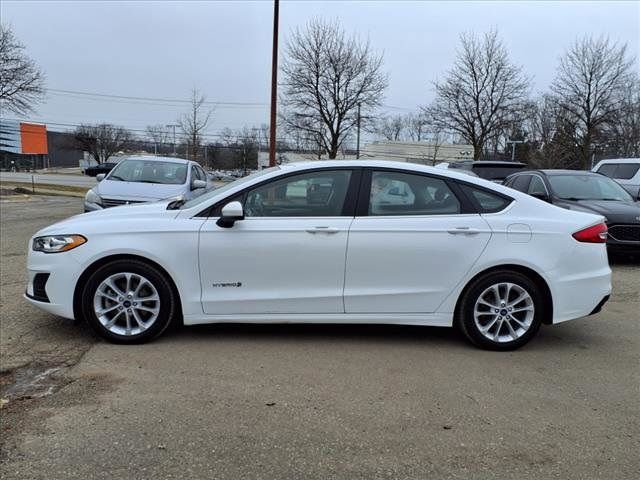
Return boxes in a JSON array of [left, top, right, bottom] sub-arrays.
[[25, 160, 612, 333], [344, 214, 491, 313], [198, 216, 353, 314]]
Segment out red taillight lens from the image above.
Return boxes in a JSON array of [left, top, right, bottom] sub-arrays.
[[572, 223, 608, 243]]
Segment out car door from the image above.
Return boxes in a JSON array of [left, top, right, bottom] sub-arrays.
[[344, 170, 492, 313], [198, 168, 358, 315]]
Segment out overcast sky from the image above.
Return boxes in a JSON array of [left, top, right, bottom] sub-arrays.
[[2, 0, 639, 143]]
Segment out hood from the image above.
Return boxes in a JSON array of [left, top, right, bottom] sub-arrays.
[[555, 198, 640, 223], [95, 179, 186, 201], [36, 201, 178, 236]]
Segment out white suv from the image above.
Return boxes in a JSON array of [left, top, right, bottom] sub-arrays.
[[593, 158, 640, 200]]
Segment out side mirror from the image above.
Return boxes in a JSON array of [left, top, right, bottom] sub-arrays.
[[96, 173, 106, 182], [530, 192, 550, 202], [216, 201, 244, 228], [191, 179, 207, 190]]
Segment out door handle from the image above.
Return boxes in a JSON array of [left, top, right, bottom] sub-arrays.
[[447, 227, 481, 235], [306, 226, 340, 234]]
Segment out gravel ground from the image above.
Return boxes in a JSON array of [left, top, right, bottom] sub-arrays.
[[1, 195, 638, 480]]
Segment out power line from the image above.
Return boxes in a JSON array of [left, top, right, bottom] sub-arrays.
[[46, 88, 416, 112], [48, 88, 268, 107]]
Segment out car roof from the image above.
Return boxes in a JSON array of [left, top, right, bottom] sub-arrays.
[[278, 160, 520, 192], [594, 158, 640, 165], [539, 169, 598, 176], [119, 155, 191, 164]]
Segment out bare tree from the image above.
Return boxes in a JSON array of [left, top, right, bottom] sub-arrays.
[[145, 124, 169, 154], [405, 112, 428, 142], [219, 127, 235, 146], [74, 124, 134, 164], [427, 30, 530, 160], [0, 24, 45, 115], [551, 36, 635, 168], [179, 88, 212, 161], [281, 18, 388, 159], [374, 114, 405, 141]]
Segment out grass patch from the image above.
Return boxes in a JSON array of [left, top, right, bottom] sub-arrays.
[[0, 182, 87, 197]]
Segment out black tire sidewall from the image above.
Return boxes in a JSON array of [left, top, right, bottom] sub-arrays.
[[81, 259, 176, 344], [458, 271, 544, 351]]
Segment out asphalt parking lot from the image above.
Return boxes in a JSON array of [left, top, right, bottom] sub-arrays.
[[1, 195, 638, 480]]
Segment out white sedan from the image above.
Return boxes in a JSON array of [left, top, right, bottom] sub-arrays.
[[25, 161, 612, 350]]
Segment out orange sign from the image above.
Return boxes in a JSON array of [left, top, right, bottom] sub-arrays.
[[20, 123, 48, 154]]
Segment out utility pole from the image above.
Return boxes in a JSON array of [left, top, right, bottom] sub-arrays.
[[356, 102, 361, 159], [268, 0, 280, 167], [166, 124, 179, 156], [506, 139, 524, 161]]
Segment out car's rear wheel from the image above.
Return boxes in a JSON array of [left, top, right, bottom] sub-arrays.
[[456, 270, 544, 350], [81, 259, 177, 344]]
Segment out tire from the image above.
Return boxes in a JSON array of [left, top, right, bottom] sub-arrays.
[[456, 270, 545, 351], [81, 259, 177, 344]]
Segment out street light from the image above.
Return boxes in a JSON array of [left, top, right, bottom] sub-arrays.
[[506, 139, 524, 161]]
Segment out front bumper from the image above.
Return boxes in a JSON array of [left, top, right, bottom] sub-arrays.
[[25, 250, 83, 320]]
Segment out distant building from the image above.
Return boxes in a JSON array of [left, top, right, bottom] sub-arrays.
[[0, 119, 84, 170], [360, 140, 474, 165]]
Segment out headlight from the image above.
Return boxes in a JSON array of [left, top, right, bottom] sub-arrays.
[[163, 194, 185, 202], [32, 235, 87, 253], [85, 189, 102, 205]]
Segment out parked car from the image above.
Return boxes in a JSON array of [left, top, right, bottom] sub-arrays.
[[592, 158, 640, 199], [84, 162, 118, 177], [84, 156, 210, 212], [503, 170, 640, 254], [28, 160, 611, 350], [438, 160, 527, 182]]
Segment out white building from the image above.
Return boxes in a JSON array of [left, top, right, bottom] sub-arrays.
[[360, 141, 474, 165]]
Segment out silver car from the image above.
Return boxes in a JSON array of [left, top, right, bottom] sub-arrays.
[[84, 156, 210, 212]]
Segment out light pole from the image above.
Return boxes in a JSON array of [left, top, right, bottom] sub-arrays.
[[166, 124, 179, 156], [356, 102, 361, 159], [268, 0, 280, 167]]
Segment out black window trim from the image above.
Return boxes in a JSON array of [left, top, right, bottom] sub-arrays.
[[195, 166, 362, 218]]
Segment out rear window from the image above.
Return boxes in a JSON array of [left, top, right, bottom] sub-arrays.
[[597, 163, 640, 180], [460, 184, 512, 213]]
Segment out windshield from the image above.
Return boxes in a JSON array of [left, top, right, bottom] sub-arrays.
[[548, 174, 633, 201], [180, 167, 280, 209], [107, 159, 188, 185]]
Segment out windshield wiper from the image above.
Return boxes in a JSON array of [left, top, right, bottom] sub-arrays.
[[108, 174, 125, 181], [166, 199, 186, 210]]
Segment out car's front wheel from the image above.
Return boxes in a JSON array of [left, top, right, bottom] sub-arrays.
[[81, 259, 177, 343], [456, 270, 545, 350]]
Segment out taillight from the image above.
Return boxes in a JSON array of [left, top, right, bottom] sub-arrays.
[[572, 223, 608, 243]]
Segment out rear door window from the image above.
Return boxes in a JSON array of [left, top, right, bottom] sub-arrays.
[[367, 171, 461, 216]]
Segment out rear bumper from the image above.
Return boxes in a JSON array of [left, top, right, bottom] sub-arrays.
[[550, 249, 611, 324]]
